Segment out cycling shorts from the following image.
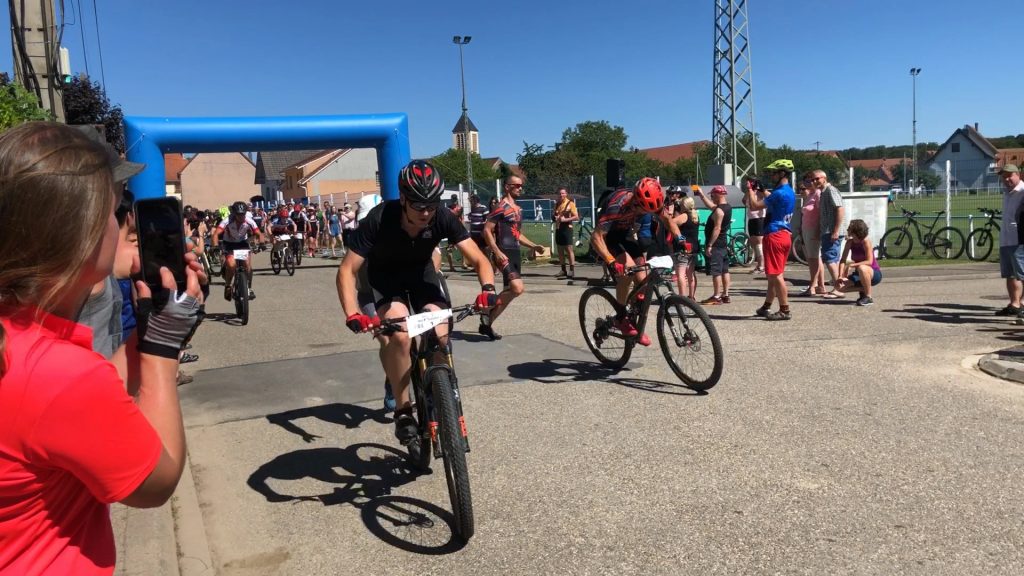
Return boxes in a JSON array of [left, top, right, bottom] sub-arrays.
[[365, 261, 449, 312], [221, 240, 250, 254], [499, 250, 522, 287], [604, 229, 643, 260]]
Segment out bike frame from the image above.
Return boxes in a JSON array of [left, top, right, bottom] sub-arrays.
[[620, 264, 674, 336], [901, 210, 945, 243]]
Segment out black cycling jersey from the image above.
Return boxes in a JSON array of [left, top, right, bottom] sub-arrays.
[[349, 200, 469, 279]]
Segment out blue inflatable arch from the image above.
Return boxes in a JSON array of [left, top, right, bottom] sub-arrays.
[[123, 114, 411, 201]]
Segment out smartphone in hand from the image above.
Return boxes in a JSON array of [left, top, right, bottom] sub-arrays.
[[134, 197, 187, 296]]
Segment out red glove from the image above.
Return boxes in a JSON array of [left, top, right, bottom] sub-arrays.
[[475, 291, 498, 309], [609, 261, 626, 277], [346, 313, 379, 333]]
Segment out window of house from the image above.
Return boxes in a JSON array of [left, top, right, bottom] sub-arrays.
[[952, 143, 960, 153]]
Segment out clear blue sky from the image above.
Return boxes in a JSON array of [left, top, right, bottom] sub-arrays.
[[2, 0, 1018, 162]]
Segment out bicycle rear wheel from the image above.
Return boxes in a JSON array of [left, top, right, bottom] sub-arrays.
[[791, 233, 807, 264], [579, 287, 633, 369], [431, 369, 473, 541], [656, 295, 723, 390], [880, 227, 912, 259], [234, 271, 249, 325], [966, 229, 994, 261], [930, 226, 965, 259]]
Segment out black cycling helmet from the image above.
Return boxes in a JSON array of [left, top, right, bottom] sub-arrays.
[[231, 201, 247, 215], [398, 160, 445, 204]]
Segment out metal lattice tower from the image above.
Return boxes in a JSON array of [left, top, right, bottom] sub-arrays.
[[712, 0, 756, 184]]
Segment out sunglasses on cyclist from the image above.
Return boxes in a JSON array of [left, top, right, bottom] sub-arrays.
[[407, 201, 440, 213]]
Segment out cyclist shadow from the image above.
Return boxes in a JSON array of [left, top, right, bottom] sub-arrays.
[[247, 438, 467, 554], [507, 358, 707, 396], [267, 403, 393, 443]]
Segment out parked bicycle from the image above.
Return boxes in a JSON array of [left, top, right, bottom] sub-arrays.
[[270, 235, 297, 276], [375, 302, 481, 542], [578, 255, 724, 390], [966, 207, 1001, 261], [727, 231, 754, 267], [880, 207, 965, 260]]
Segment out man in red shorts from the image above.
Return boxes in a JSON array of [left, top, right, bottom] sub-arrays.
[[747, 159, 796, 321]]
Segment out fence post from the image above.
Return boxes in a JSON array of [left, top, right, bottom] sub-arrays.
[[945, 160, 952, 228], [968, 215, 974, 259], [589, 174, 596, 227]]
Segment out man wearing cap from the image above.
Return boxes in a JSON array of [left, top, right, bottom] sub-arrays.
[[694, 185, 733, 305], [996, 164, 1024, 317]]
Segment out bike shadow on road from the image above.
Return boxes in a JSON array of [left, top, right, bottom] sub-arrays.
[[506, 358, 707, 396], [202, 312, 245, 326], [247, 440, 467, 554]]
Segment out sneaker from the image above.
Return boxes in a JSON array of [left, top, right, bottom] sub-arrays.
[[612, 317, 639, 337], [555, 270, 568, 279], [700, 296, 723, 306], [248, 289, 256, 300], [720, 295, 731, 304], [996, 305, 1022, 316], [755, 306, 772, 318], [637, 333, 652, 347], [393, 409, 418, 445], [765, 310, 792, 321], [383, 379, 396, 412], [479, 323, 502, 341], [223, 284, 232, 301], [856, 296, 874, 307], [176, 371, 194, 387]]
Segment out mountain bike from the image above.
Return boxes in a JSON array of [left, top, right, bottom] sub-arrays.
[[725, 231, 753, 267], [229, 248, 251, 325], [270, 235, 296, 276], [375, 302, 481, 542], [291, 233, 304, 266], [966, 207, 1001, 261], [880, 208, 965, 259], [205, 235, 223, 277], [578, 255, 724, 390]]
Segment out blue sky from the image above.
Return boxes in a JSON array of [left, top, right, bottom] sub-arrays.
[[2, 0, 1018, 163]]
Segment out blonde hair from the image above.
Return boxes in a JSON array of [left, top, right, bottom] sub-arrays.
[[0, 122, 116, 375], [681, 196, 698, 222]]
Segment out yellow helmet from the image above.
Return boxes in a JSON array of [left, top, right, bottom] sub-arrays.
[[765, 159, 794, 172]]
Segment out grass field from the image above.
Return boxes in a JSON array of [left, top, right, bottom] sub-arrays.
[[884, 191, 1003, 262]]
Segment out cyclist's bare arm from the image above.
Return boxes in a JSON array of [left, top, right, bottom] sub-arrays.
[[211, 227, 222, 247], [454, 237, 496, 286], [590, 227, 616, 265], [336, 250, 366, 318], [483, 221, 502, 262]]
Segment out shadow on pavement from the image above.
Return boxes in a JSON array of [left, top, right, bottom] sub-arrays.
[[886, 302, 1008, 325], [203, 312, 244, 326], [267, 403, 392, 443], [247, 441, 465, 554], [507, 358, 706, 396]]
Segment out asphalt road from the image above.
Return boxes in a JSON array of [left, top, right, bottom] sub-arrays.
[[174, 253, 1024, 575]]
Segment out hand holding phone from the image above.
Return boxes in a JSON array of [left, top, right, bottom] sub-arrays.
[[134, 197, 187, 298]]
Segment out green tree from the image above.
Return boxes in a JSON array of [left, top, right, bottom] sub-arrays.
[[429, 148, 499, 192], [0, 73, 52, 130], [63, 75, 125, 152], [560, 120, 629, 180]]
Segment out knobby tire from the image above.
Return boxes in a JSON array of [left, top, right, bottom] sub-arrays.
[[656, 295, 724, 390], [431, 369, 474, 541], [285, 250, 296, 276], [579, 287, 633, 369], [271, 249, 282, 274], [929, 226, 965, 260], [880, 227, 912, 259], [966, 229, 994, 261], [234, 272, 249, 325]]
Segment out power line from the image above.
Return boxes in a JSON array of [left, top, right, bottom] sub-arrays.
[[74, 0, 90, 77], [91, 0, 106, 88]]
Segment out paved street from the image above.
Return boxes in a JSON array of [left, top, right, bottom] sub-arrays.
[[121, 255, 1024, 575]]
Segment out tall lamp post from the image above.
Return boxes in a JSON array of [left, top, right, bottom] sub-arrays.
[[453, 35, 473, 193], [910, 67, 921, 194]]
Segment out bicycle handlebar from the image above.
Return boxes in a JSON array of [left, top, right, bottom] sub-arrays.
[[375, 304, 481, 335]]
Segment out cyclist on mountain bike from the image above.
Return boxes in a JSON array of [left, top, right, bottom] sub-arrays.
[[337, 159, 497, 445], [212, 201, 262, 301], [590, 177, 666, 347], [268, 207, 297, 253]]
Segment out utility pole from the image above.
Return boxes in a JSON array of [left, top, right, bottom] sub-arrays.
[[453, 36, 473, 193], [814, 141, 821, 152], [910, 67, 921, 194], [11, 0, 65, 121], [712, 0, 756, 184]]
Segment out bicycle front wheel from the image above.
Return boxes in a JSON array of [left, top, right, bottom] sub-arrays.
[[880, 227, 912, 259], [407, 377, 431, 472], [657, 295, 723, 390], [431, 369, 474, 541], [270, 249, 282, 274], [930, 226, 966, 259], [234, 272, 249, 325], [579, 287, 633, 369], [966, 229, 994, 261], [285, 250, 296, 276]]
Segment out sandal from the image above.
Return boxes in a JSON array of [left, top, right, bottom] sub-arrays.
[[796, 288, 815, 297], [821, 291, 844, 300], [180, 352, 200, 364]]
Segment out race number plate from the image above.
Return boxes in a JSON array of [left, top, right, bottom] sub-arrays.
[[233, 250, 250, 261], [647, 255, 674, 270], [405, 309, 453, 338]]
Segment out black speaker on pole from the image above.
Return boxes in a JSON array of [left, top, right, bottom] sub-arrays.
[[606, 158, 626, 189]]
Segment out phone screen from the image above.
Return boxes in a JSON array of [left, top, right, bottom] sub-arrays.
[[135, 197, 187, 294]]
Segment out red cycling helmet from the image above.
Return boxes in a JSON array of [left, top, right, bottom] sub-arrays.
[[632, 177, 664, 213], [277, 208, 288, 218]]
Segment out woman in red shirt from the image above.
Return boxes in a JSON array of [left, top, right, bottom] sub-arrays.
[[0, 122, 203, 575]]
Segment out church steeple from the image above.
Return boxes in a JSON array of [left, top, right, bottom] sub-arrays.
[[452, 114, 479, 154]]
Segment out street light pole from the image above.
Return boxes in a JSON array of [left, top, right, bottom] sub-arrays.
[[453, 35, 473, 193], [910, 67, 921, 194]]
